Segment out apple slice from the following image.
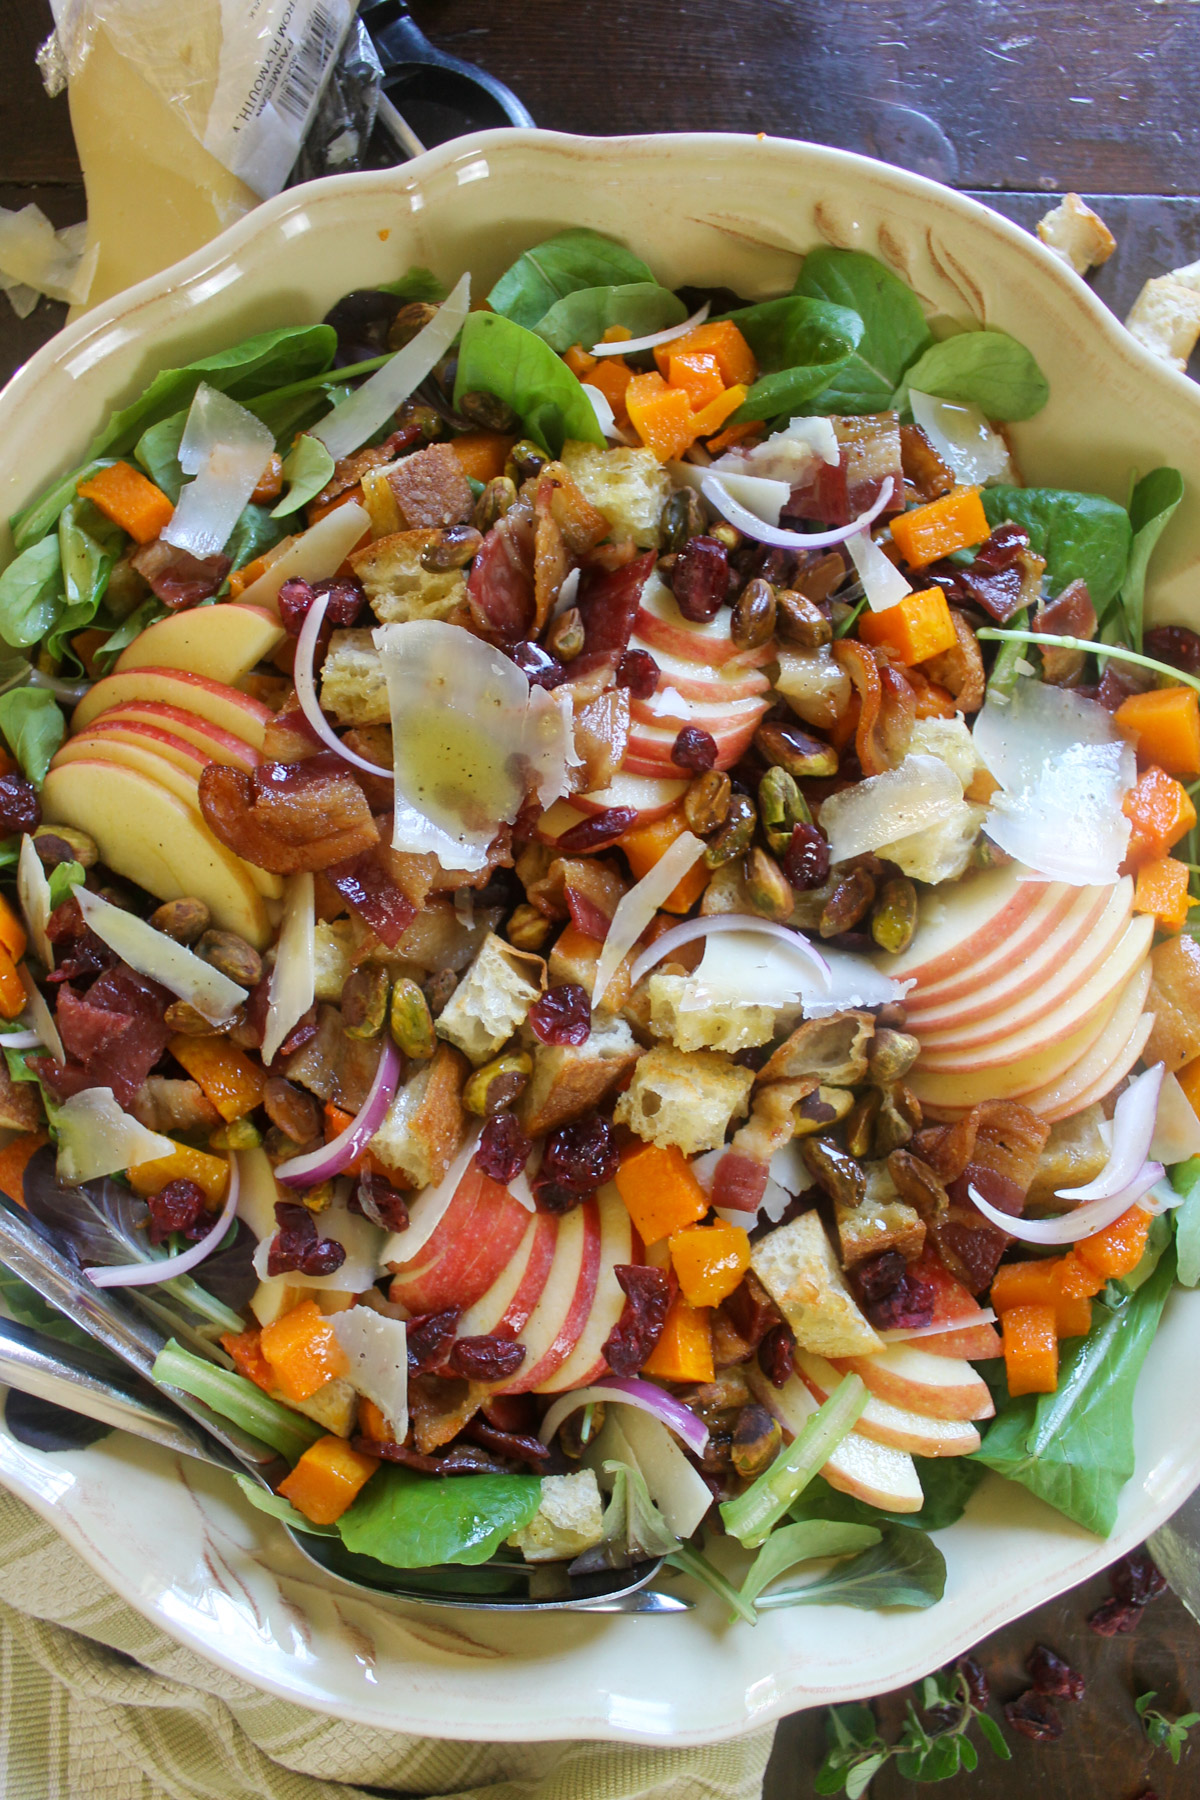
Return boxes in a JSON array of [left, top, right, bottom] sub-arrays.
[[495, 1199, 602, 1394], [573, 771, 688, 822], [73, 668, 272, 747], [747, 1364, 924, 1512], [535, 1180, 639, 1393], [42, 760, 271, 948], [634, 577, 760, 669], [887, 1251, 1002, 1361], [457, 1210, 559, 1340], [902, 881, 1082, 1013], [883, 865, 1055, 989], [908, 979, 1132, 1111], [796, 1350, 982, 1456], [833, 1343, 995, 1422], [632, 640, 771, 704], [907, 883, 1119, 1030], [388, 1166, 531, 1315], [64, 722, 212, 779], [623, 709, 765, 777], [1018, 963, 1155, 1122], [83, 701, 262, 772], [113, 604, 285, 687], [915, 915, 1153, 1071]]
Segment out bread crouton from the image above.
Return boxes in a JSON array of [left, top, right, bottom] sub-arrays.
[[560, 440, 671, 547], [613, 1044, 753, 1156], [750, 1210, 882, 1357], [349, 530, 468, 625], [1125, 268, 1200, 372], [508, 1469, 605, 1563], [876, 801, 987, 884], [313, 919, 356, 1002], [369, 1042, 467, 1189], [834, 1161, 926, 1267], [1024, 1104, 1108, 1213], [130, 1078, 221, 1135], [1037, 194, 1116, 276], [648, 971, 776, 1053], [385, 443, 474, 529], [435, 931, 546, 1065], [0, 1054, 42, 1132], [760, 1012, 874, 1087], [908, 716, 982, 791], [548, 925, 631, 1014], [518, 1013, 640, 1135], [320, 630, 391, 727], [288, 1376, 359, 1438]]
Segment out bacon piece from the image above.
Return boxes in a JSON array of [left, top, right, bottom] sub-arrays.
[[788, 414, 904, 525], [466, 502, 536, 642], [834, 640, 915, 774], [313, 426, 421, 511], [577, 550, 656, 655], [1032, 578, 1097, 685], [199, 753, 379, 873], [130, 540, 231, 610], [909, 1100, 1050, 1292], [899, 423, 955, 501], [712, 1149, 769, 1213], [325, 844, 417, 948], [570, 685, 630, 793], [44, 965, 172, 1106]]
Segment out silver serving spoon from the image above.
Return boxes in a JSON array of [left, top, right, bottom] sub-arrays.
[[0, 1203, 688, 1612]]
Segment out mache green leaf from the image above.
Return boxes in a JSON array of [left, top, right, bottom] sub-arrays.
[[534, 282, 686, 353], [897, 329, 1048, 420], [0, 537, 63, 649], [454, 312, 604, 456], [791, 247, 934, 412], [981, 485, 1132, 606], [0, 687, 65, 785], [723, 296, 863, 423], [487, 229, 656, 332]]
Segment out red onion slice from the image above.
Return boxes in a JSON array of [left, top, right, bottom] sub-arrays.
[[590, 299, 710, 358], [701, 472, 895, 550], [968, 1162, 1164, 1246], [87, 1156, 240, 1289], [538, 1376, 708, 1457], [1056, 1063, 1164, 1201], [294, 592, 396, 782], [628, 912, 830, 990], [275, 1039, 402, 1187], [0, 1028, 40, 1050]]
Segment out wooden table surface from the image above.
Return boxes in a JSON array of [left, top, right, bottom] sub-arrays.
[[2, 1, 1199, 1793]]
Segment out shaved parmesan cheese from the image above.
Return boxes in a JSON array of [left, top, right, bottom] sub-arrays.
[[846, 524, 911, 612], [0, 203, 95, 307], [55, 1088, 173, 1184], [582, 383, 623, 442], [312, 273, 470, 461], [75, 887, 245, 1023], [819, 755, 964, 862], [261, 873, 315, 1065], [644, 686, 692, 720], [593, 830, 704, 1005], [18, 966, 64, 1064], [237, 502, 370, 613], [381, 1123, 482, 1265], [973, 679, 1135, 884], [909, 390, 1015, 486], [804, 945, 914, 1016], [1151, 1072, 1200, 1165], [682, 929, 909, 1021], [162, 383, 275, 559], [716, 414, 840, 481], [333, 1308, 409, 1441], [17, 834, 53, 969], [373, 621, 575, 871], [669, 459, 791, 526]]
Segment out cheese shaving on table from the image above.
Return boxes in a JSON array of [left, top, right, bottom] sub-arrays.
[[0, 205, 96, 313]]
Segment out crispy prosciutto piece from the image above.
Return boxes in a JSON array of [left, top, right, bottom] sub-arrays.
[[39, 965, 172, 1106], [325, 843, 418, 948], [577, 550, 656, 656], [199, 753, 379, 873], [467, 502, 536, 641], [787, 415, 904, 527], [130, 539, 231, 609]]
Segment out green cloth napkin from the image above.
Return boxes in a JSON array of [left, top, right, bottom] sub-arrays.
[[0, 1484, 775, 1800]]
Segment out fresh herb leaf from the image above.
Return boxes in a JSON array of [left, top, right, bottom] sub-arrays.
[[1135, 1691, 1200, 1765], [816, 1667, 1009, 1795], [453, 312, 604, 456], [814, 1705, 889, 1798], [90, 324, 338, 457], [755, 1524, 946, 1611], [152, 1338, 321, 1464], [338, 1462, 541, 1568], [377, 267, 448, 303], [10, 459, 117, 553], [722, 296, 863, 422], [46, 861, 85, 908], [0, 536, 63, 649], [232, 1474, 338, 1536], [1173, 1157, 1200, 1288], [665, 1542, 758, 1625], [0, 688, 65, 785], [976, 1244, 1175, 1534], [134, 411, 188, 501], [534, 282, 686, 353], [792, 247, 934, 412], [1118, 466, 1184, 650], [488, 229, 656, 332], [981, 485, 1132, 606], [272, 434, 336, 518], [739, 1519, 880, 1609], [790, 1458, 985, 1533], [898, 330, 1048, 420]]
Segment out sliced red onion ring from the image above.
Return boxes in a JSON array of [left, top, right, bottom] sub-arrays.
[[1140, 1174, 1186, 1217], [968, 1162, 1164, 1246], [701, 472, 895, 550], [590, 299, 710, 358], [87, 1156, 240, 1289], [294, 592, 396, 782], [275, 1039, 402, 1187], [0, 1028, 40, 1049], [538, 1376, 708, 1456], [881, 1308, 998, 1343], [628, 913, 830, 990], [1056, 1063, 1164, 1201]]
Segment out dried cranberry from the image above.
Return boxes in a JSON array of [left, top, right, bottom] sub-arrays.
[[463, 1417, 550, 1467], [266, 1201, 347, 1276], [1144, 624, 1200, 675], [447, 1334, 527, 1380], [669, 536, 729, 622], [1110, 1548, 1167, 1606], [783, 822, 831, 890], [758, 1321, 796, 1388], [278, 575, 365, 635], [671, 725, 718, 772], [353, 1171, 410, 1232], [145, 1178, 207, 1246], [0, 771, 41, 835], [853, 1249, 906, 1304], [556, 807, 637, 853], [1086, 1597, 1142, 1636], [528, 982, 592, 1047], [724, 1275, 780, 1350], [476, 1114, 532, 1183], [603, 1265, 673, 1377], [1025, 1643, 1085, 1701], [511, 639, 566, 688], [533, 1181, 582, 1214], [406, 1308, 459, 1375], [864, 1272, 935, 1331], [538, 1113, 619, 1199], [1003, 1691, 1063, 1742], [958, 1654, 989, 1710], [616, 648, 660, 698], [43, 900, 115, 984], [277, 578, 318, 635]]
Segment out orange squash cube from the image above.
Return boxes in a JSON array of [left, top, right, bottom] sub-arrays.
[[1075, 1206, 1151, 1280], [667, 348, 726, 409], [1133, 856, 1192, 932], [260, 1298, 350, 1402], [127, 1139, 230, 1205], [615, 1141, 708, 1245], [642, 1294, 715, 1383], [277, 1434, 380, 1525], [625, 372, 697, 461], [655, 320, 757, 388], [858, 586, 958, 664], [1002, 1302, 1059, 1396], [1122, 765, 1197, 865], [1116, 686, 1200, 778], [669, 1219, 751, 1308], [889, 487, 990, 568]]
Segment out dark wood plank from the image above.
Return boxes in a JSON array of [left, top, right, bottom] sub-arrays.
[[0, 0, 79, 185]]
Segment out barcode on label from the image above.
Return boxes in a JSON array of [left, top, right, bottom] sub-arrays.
[[275, 2, 341, 127]]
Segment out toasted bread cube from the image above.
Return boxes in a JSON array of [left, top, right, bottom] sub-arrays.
[[383, 443, 474, 528], [835, 1162, 926, 1267], [1126, 272, 1200, 372], [648, 971, 776, 1053], [435, 931, 546, 1065], [518, 1013, 640, 1136], [287, 1375, 359, 1438], [1037, 193, 1116, 276], [560, 440, 671, 547], [313, 919, 356, 1002], [909, 715, 982, 790], [508, 1469, 606, 1563], [751, 1209, 882, 1358], [369, 1043, 466, 1189], [349, 530, 468, 625], [614, 1044, 753, 1156], [319, 629, 391, 727], [1024, 1105, 1109, 1213]]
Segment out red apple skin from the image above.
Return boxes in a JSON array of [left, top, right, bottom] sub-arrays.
[[832, 1346, 995, 1422], [622, 713, 765, 777], [388, 1169, 531, 1316], [69, 722, 213, 776], [82, 700, 263, 772], [535, 1182, 640, 1393], [495, 1199, 603, 1394], [636, 656, 770, 705], [887, 867, 1053, 989], [890, 1250, 1002, 1361], [458, 1210, 559, 1340], [906, 884, 1114, 1024], [72, 667, 272, 746], [572, 773, 688, 822], [633, 605, 750, 668], [796, 1351, 981, 1457]]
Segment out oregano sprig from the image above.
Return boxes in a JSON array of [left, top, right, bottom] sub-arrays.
[[815, 1667, 1011, 1794], [1135, 1690, 1200, 1765]]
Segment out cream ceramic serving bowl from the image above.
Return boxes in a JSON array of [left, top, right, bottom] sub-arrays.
[[1, 130, 1200, 1746]]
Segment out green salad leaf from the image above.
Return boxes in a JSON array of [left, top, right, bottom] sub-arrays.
[[93, 596, 164, 671], [981, 484, 1132, 606], [789, 1458, 985, 1534], [0, 1265, 96, 1353], [220, 504, 288, 578], [134, 410, 189, 500], [9, 458, 117, 553], [975, 1245, 1176, 1535], [1168, 1158, 1200, 1287], [487, 228, 656, 332], [378, 267, 448, 303], [0, 688, 65, 785], [1117, 466, 1184, 649], [272, 434, 336, 518], [754, 1524, 947, 1612], [723, 296, 863, 423], [534, 282, 686, 353], [454, 312, 604, 456], [739, 1520, 880, 1610], [338, 1463, 541, 1568], [0, 537, 63, 649], [151, 1339, 322, 1465], [49, 498, 124, 664], [46, 861, 85, 908], [792, 248, 934, 412], [232, 1475, 338, 1536], [898, 329, 1049, 420]]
